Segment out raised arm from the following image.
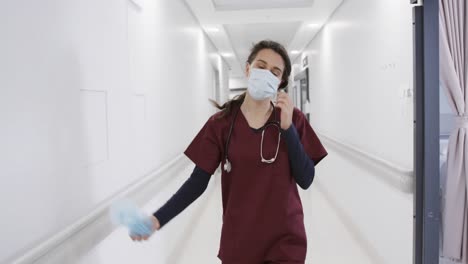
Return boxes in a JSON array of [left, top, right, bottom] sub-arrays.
[[282, 125, 316, 189]]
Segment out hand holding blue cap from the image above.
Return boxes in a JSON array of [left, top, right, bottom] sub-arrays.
[[109, 199, 153, 237]]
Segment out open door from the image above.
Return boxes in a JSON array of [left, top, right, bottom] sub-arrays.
[[294, 68, 310, 121]]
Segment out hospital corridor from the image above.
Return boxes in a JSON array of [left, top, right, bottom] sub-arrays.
[[1, 0, 462, 264]]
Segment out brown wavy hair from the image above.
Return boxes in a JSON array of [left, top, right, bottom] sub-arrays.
[[210, 40, 292, 118]]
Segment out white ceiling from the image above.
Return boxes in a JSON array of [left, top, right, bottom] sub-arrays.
[[225, 22, 301, 71], [212, 0, 315, 11], [184, 0, 343, 79]]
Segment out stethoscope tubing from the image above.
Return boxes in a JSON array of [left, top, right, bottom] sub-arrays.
[[223, 101, 281, 173]]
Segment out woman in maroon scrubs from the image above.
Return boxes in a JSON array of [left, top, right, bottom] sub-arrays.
[[131, 40, 328, 264]]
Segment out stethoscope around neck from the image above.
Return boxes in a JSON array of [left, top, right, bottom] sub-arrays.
[[223, 101, 282, 173]]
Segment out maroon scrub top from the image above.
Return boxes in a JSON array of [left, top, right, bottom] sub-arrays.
[[184, 102, 328, 264]]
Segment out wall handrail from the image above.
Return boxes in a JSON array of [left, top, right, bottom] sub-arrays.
[[8, 154, 187, 264], [317, 131, 414, 193]]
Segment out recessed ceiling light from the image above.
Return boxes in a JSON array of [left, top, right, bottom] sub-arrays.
[[205, 27, 220, 33], [291, 50, 300, 55], [328, 22, 352, 29], [221, 52, 234, 58], [307, 23, 320, 28]]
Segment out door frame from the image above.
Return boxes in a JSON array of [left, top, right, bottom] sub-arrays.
[[412, 1, 440, 263]]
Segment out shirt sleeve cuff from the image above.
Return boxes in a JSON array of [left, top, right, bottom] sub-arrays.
[[281, 124, 300, 141]]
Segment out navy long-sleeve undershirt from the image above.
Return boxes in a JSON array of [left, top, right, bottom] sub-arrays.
[[153, 166, 211, 228], [280, 124, 316, 189]]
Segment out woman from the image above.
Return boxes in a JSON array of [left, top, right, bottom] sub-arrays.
[[131, 40, 328, 264]]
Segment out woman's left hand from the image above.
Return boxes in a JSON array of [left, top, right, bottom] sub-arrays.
[[275, 90, 293, 130]]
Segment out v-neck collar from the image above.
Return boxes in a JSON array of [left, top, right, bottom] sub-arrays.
[[238, 102, 277, 133]]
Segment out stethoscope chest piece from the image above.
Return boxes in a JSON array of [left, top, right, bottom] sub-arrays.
[[223, 159, 232, 173]]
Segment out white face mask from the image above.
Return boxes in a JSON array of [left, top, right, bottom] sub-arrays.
[[247, 68, 281, 101]]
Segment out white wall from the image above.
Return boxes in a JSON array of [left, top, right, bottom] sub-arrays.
[[217, 55, 231, 105], [229, 76, 247, 89], [126, 0, 227, 174], [296, 0, 414, 263], [300, 0, 414, 170], [0, 0, 228, 262]]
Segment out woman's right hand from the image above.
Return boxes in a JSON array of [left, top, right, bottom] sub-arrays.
[[129, 215, 161, 242]]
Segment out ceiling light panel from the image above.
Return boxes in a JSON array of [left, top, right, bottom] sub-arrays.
[[212, 0, 315, 11]]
